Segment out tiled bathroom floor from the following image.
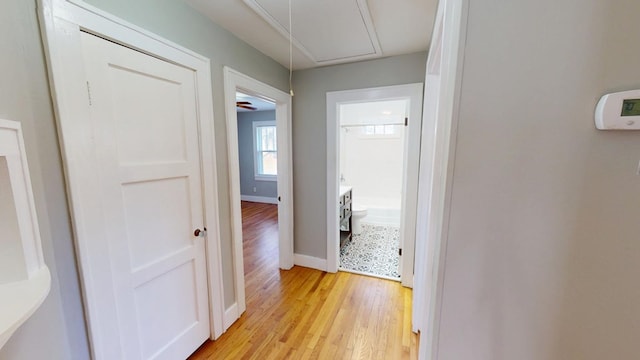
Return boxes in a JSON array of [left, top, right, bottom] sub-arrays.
[[339, 223, 401, 280]]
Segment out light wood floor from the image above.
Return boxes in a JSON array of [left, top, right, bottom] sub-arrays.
[[189, 201, 418, 359]]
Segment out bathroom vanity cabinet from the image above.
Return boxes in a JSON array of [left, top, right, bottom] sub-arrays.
[[339, 186, 352, 248]]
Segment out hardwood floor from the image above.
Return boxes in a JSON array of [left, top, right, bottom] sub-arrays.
[[189, 201, 418, 359]]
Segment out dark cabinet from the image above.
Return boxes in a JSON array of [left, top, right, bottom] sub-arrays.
[[339, 189, 352, 248]]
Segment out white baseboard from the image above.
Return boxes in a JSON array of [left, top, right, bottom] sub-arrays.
[[294, 253, 327, 272], [240, 195, 278, 204], [223, 303, 239, 331]]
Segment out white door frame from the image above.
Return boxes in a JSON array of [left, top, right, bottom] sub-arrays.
[[38, 1, 226, 358], [326, 83, 423, 288], [414, 0, 469, 359], [222, 67, 294, 326]]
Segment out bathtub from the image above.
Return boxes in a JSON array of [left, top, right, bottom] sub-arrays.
[[354, 196, 401, 226]]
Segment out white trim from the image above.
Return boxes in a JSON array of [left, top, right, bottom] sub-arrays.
[[252, 120, 277, 181], [415, 0, 469, 359], [294, 254, 327, 271], [38, 1, 225, 358], [222, 303, 239, 331], [240, 195, 278, 204], [326, 83, 424, 290], [223, 67, 294, 323]]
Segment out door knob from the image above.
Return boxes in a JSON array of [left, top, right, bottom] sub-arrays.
[[194, 228, 206, 237]]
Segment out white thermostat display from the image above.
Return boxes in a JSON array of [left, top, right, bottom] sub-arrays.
[[595, 90, 640, 130]]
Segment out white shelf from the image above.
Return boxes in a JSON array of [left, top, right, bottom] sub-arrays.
[[0, 119, 50, 350], [0, 267, 50, 348]]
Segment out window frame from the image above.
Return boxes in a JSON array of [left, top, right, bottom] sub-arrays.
[[252, 120, 277, 181], [357, 123, 403, 139]]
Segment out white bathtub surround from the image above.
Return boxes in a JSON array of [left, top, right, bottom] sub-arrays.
[[362, 207, 401, 226], [352, 196, 401, 226], [339, 223, 400, 280], [340, 124, 404, 206], [340, 118, 404, 230]]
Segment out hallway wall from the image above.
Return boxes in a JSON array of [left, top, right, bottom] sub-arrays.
[[437, 0, 640, 359]]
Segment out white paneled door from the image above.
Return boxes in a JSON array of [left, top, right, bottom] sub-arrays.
[[80, 32, 209, 359]]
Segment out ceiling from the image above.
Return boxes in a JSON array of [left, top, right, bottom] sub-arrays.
[[185, 0, 438, 70], [236, 92, 276, 112]]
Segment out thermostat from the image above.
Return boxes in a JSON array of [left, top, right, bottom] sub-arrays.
[[595, 89, 640, 130]]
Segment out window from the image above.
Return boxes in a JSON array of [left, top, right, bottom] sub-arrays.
[[253, 121, 277, 180], [363, 124, 396, 135], [360, 124, 400, 138]]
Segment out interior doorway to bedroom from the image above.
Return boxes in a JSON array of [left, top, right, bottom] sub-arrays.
[[235, 92, 281, 289], [222, 68, 293, 327]]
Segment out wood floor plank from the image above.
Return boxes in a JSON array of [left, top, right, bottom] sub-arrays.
[[189, 201, 418, 359]]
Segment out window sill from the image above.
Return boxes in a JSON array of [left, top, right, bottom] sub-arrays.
[[255, 175, 277, 182]]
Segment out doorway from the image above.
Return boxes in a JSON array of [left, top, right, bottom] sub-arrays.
[[326, 84, 424, 287], [233, 92, 281, 314], [222, 67, 293, 329], [235, 92, 278, 204], [338, 99, 409, 280]]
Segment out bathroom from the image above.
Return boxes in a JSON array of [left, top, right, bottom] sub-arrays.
[[338, 99, 407, 280]]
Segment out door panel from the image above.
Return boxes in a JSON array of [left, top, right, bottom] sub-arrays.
[[121, 178, 192, 269], [80, 31, 209, 360], [134, 261, 199, 359], [111, 67, 188, 164]]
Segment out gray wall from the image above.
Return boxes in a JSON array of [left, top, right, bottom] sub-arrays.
[[82, 0, 289, 309], [237, 111, 278, 199], [437, 0, 640, 359], [0, 0, 88, 359], [291, 52, 427, 258]]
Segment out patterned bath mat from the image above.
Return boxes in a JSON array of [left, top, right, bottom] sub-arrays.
[[339, 223, 400, 280]]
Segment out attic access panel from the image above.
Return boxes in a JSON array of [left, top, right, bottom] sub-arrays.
[[244, 0, 382, 65]]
